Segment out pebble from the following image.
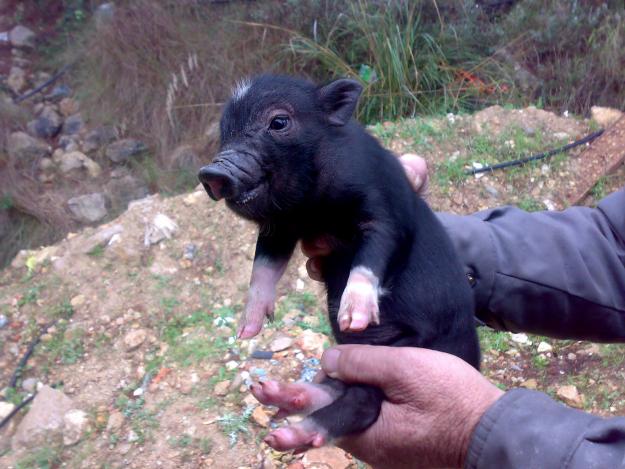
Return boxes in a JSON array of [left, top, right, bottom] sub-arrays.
[[510, 333, 530, 345], [22, 377, 38, 393], [537, 341, 553, 353], [106, 411, 125, 433], [127, 430, 140, 443], [251, 406, 271, 428], [0, 314, 8, 329], [225, 360, 239, 371], [557, 385, 584, 408], [567, 353, 577, 361], [214, 380, 230, 396], [520, 378, 538, 390], [270, 336, 293, 352], [123, 329, 147, 351], [0, 401, 15, 420]]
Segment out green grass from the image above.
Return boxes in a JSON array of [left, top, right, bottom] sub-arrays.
[[517, 197, 546, 212], [114, 395, 160, 445], [478, 328, 511, 354], [217, 406, 254, 447]]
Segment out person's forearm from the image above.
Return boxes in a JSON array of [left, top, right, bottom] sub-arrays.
[[438, 187, 625, 342], [466, 389, 625, 469]]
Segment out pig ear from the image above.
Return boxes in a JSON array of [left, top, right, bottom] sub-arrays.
[[317, 79, 363, 126]]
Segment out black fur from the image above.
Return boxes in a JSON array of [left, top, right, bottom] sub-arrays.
[[199, 75, 479, 440]]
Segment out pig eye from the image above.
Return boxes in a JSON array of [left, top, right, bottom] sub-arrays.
[[269, 115, 290, 131]]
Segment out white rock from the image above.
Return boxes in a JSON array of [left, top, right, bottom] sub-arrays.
[[9, 25, 35, 48], [537, 341, 553, 353], [144, 213, 179, 246], [0, 401, 15, 420], [63, 409, 88, 446], [510, 333, 530, 345], [270, 336, 293, 352]]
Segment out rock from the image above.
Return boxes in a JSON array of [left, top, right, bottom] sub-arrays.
[[183, 243, 198, 260], [556, 385, 584, 408], [83, 126, 117, 152], [270, 336, 293, 352], [144, 213, 178, 246], [0, 314, 8, 329], [553, 132, 570, 141], [104, 175, 149, 209], [106, 411, 124, 433], [12, 385, 74, 451], [124, 329, 147, 351], [7, 132, 50, 163], [520, 378, 537, 390], [61, 113, 85, 135], [40, 157, 54, 171], [59, 97, 79, 117], [106, 139, 147, 163], [7, 66, 26, 93], [79, 223, 123, 254], [536, 341, 552, 353], [9, 25, 35, 48], [582, 344, 601, 356], [297, 330, 327, 357], [591, 106, 624, 128], [251, 406, 270, 428], [27, 106, 62, 139], [302, 446, 351, 469], [67, 193, 108, 223], [95, 2, 116, 29], [0, 401, 15, 420], [225, 360, 239, 371], [70, 295, 86, 308], [83, 157, 102, 178], [58, 134, 79, 151], [213, 380, 230, 396], [127, 429, 139, 443], [63, 409, 88, 446], [46, 85, 71, 101], [567, 352, 577, 361], [510, 333, 530, 345], [59, 151, 85, 173], [484, 185, 499, 198], [168, 144, 201, 170], [22, 377, 38, 393]]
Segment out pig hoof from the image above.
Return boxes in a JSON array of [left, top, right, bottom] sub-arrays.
[[338, 278, 380, 332], [250, 381, 338, 417], [264, 426, 326, 452]]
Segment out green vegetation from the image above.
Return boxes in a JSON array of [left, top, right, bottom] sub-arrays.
[[217, 406, 254, 446], [15, 446, 62, 469], [478, 328, 510, 354], [517, 197, 546, 212], [114, 395, 160, 445]]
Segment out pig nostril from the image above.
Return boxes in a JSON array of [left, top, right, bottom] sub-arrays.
[[198, 167, 237, 201]]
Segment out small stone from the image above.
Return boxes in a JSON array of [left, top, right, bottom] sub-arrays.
[[61, 113, 85, 135], [40, 157, 54, 171], [59, 98, 79, 117], [591, 106, 624, 128], [83, 126, 117, 152], [520, 378, 537, 390], [0, 314, 8, 329], [510, 333, 530, 345], [225, 360, 239, 371], [297, 330, 327, 357], [7, 131, 50, 163], [302, 446, 351, 469], [582, 344, 601, 355], [127, 429, 139, 443], [106, 139, 147, 163], [21, 377, 38, 393], [0, 401, 15, 420], [484, 185, 499, 198], [557, 385, 584, 408], [213, 380, 230, 396], [46, 85, 71, 101], [553, 132, 569, 141], [82, 157, 102, 178], [67, 193, 108, 223], [123, 329, 147, 351], [106, 411, 124, 433], [144, 213, 178, 246], [59, 151, 85, 173], [270, 336, 293, 352], [9, 25, 35, 48], [7, 66, 26, 93], [567, 353, 577, 361], [251, 406, 270, 428], [27, 106, 62, 139], [183, 244, 198, 260], [537, 341, 552, 353], [63, 409, 88, 446]]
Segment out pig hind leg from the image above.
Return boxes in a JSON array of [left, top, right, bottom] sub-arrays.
[[260, 378, 383, 452]]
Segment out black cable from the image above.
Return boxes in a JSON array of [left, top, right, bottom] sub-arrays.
[[465, 129, 605, 175], [13, 62, 73, 104], [8, 321, 56, 388], [0, 393, 35, 430]]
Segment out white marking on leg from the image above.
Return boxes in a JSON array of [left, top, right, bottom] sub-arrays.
[[337, 266, 381, 331], [232, 78, 251, 101]]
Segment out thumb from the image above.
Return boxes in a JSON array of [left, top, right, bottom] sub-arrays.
[[321, 344, 411, 389]]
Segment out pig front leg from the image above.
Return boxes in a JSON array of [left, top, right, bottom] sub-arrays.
[[337, 222, 396, 332], [238, 230, 297, 339]]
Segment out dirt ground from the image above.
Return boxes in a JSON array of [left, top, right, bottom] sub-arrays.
[[0, 106, 623, 468]]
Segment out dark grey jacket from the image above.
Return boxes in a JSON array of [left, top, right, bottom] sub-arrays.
[[439, 187, 625, 468]]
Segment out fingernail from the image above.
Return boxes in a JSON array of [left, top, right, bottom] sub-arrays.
[[414, 175, 422, 189], [322, 348, 341, 378]]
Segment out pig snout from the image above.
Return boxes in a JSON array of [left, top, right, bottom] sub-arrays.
[[198, 165, 239, 201]]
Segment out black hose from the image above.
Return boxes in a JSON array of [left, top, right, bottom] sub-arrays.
[[465, 129, 605, 175]]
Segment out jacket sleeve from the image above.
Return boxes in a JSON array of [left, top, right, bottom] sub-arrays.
[[465, 389, 625, 469], [437, 187, 625, 342]]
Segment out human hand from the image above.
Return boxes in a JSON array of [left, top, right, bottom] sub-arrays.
[[301, 154, 429, 282], [321, 345, 503, 469]]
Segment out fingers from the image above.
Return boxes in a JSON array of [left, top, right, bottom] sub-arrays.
[[321, 345, 414, 389], [399, 153, 429, 195]]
